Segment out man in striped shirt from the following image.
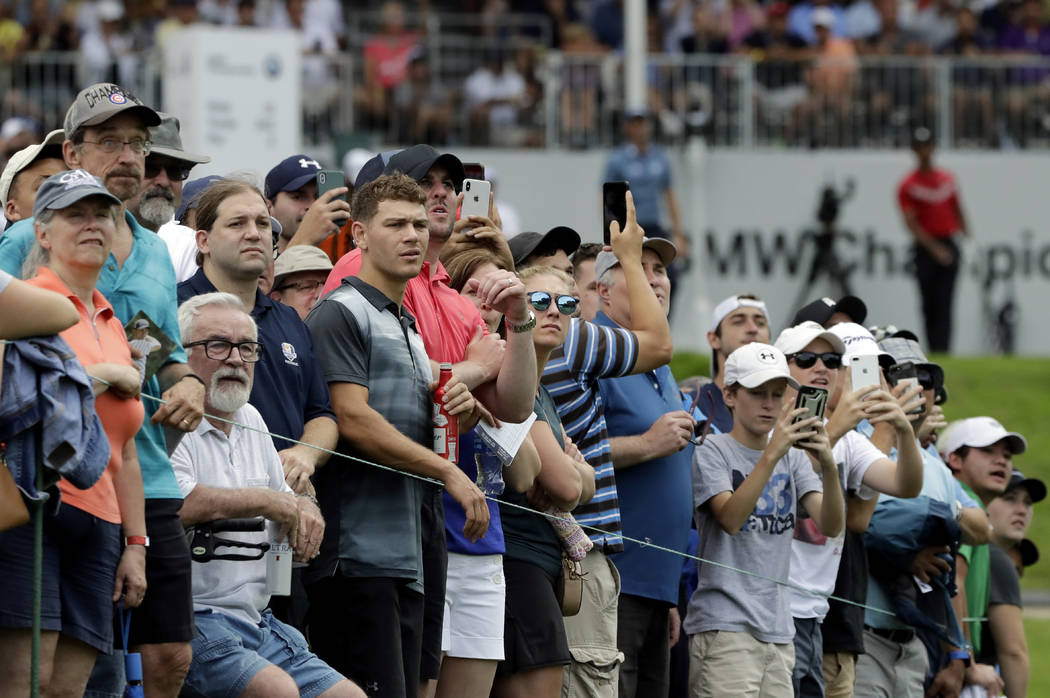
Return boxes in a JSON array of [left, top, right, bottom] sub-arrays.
[[526, 192, 673, 698]]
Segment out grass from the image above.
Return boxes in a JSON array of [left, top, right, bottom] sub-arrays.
[[1024, 616, 1050, 693], [669, 351, 1050, 590]]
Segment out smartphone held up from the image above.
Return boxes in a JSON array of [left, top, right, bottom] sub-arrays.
[[602, 181, 629, 246]]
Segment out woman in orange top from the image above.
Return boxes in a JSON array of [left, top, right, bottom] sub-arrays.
[[0, 171, 147, 697]]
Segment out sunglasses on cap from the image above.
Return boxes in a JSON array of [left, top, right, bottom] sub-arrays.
[[787, 351, 843, 370], [528, 291, 579, 315]]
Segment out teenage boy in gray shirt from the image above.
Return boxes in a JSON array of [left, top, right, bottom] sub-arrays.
[[684, 343, 844, 698]]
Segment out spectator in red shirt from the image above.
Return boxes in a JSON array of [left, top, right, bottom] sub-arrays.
[[355, 1, 421, 132], [896, 126, 970, 352]]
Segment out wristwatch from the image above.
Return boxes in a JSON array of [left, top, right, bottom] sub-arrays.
[[124, 535, 150, 548], [508, 310, 536, 334]]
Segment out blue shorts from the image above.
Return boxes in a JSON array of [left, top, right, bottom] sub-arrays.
[[181, 609, 344, 698], [0, 503, 121, 653]]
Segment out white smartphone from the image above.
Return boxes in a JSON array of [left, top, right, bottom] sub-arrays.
[[850, 354, 881, 394], [460, 178, 491, 219]]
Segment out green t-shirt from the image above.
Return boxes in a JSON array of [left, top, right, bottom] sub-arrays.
[[957, 482, 989, 655]]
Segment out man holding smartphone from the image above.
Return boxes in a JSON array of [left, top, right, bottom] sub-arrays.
[[593, 239, 700, 698], [264, 153, 350, 254]]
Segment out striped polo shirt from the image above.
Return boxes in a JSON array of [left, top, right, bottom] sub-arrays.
[[541, 317, 638, 553]]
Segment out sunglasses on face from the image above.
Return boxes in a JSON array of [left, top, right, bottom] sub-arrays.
[[145, 161, 191, 181], [788, 351, 843, 370], [528, 291, 579, 315]]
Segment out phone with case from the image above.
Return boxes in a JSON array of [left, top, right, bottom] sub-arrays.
[[885, 360, 924, 414], [461, 178, 491, 220], [793, 385, 829, 424], [316, 170, 348, 227]]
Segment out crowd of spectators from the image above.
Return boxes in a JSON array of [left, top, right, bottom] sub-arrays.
[[0, 68, 1044, 698], [5, 0, 1050, 148]]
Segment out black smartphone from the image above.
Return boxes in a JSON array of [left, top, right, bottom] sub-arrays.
[[885, 361, 924, 414], [792, 385, 829, 424], [602, 181, 629, 246], [463, 162, 485, 181], [317, 170, 348, 227]]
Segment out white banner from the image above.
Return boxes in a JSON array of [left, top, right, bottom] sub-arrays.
[[162, 26, 301, 183], [455, 147, 1050, 356]]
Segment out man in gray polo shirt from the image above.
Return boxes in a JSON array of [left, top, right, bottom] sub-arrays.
[[304, 173, 488, 698]]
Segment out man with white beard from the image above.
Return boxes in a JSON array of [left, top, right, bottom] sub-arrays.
[[171, 292, 364, 698], [125, 113, 210, 272]]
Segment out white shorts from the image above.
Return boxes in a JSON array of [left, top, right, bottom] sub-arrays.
[[441, 552, 506, 660]]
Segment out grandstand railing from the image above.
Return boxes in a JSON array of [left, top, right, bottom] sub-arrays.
[[5, 49, 1050, 151]]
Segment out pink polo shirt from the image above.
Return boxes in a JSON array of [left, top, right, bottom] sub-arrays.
[[323, 248, 487, 363]]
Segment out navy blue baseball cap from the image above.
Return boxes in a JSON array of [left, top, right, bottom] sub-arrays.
[[176, 174, 223, 222], [264, 154, 324, 200], [354, 149, 400, 188]]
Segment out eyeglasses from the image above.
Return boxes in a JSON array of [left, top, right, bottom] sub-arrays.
[[145, 161, 191, 181], [81, 138, 152, 155], [528, 291, 579, 315], [788, 351, 843, 370], [276, 279, 325, 294], [184, 339, 263, 362]]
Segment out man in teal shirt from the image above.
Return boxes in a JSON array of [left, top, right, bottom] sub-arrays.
[[0, 82, 205, 697]]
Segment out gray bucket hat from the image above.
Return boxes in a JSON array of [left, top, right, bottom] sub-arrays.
[[149, 113, 210, 165]]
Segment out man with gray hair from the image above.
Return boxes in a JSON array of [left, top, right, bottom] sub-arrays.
[[0, 82, 204, 697], [593, 238, 698, 698], [172, 292, 364, 698]]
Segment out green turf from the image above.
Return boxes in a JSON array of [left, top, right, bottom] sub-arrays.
[[669, 351, 1050, 590], [1024, 616, 1050, 694]]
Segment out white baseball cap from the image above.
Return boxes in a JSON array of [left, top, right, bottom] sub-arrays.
[[829, 322, 892, 363], [709, 293, 769, 332], [723, 343, 800, 390], [941, 416, 1027, 456], [0, 128, 64, 208], [774, 321, 846, 356]]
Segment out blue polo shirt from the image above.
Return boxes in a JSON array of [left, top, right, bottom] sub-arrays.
[[603, 142, 672, 226], [595, 311, 694, 604], [177, 269, 334, 451], [0, 211, 187, 499]]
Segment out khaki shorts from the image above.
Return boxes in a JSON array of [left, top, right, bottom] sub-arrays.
[[688, 630, 794, 698], [560, 550, 624, 698], [822, 651, 856, 698]]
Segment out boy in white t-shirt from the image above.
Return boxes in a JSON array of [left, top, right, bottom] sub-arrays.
[[684, 343, 844, 698], [774, 321, 925, 698]]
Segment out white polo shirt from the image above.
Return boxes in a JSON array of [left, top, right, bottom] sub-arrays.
[[172, 403, 294, 624]]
